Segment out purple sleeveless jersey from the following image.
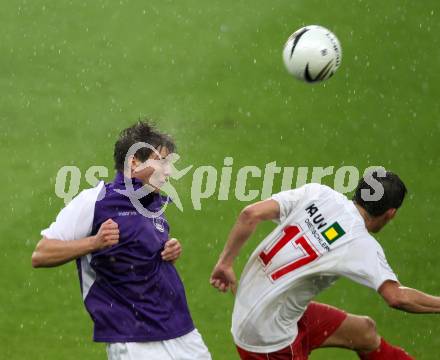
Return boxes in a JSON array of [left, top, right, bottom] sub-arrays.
[[77, 172, 194, 342]]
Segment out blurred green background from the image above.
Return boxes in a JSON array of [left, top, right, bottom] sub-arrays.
[[1, 0, 439, 358]]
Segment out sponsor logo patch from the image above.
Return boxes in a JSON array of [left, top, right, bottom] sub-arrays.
[[153, 217, 165, 233], [321, 222, 345, 244]]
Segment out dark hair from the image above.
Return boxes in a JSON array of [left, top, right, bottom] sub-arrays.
[[113, 120, 175, 172], [353, 170, 407, 217]]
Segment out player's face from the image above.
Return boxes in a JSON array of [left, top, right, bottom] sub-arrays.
[[370, 208, 397, 233], [132, 146, 172, 192]]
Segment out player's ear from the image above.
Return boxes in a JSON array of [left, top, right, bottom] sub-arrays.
[[129, 155, 140, 173], [386, 208, 397, 221]]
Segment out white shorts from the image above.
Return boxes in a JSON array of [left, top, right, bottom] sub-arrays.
[[106, 329, 212, 360]]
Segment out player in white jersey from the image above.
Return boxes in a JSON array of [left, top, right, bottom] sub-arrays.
[[211, 171, 440, 360]]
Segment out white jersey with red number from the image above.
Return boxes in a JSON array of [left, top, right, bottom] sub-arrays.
[[232, 183, 398, 353]]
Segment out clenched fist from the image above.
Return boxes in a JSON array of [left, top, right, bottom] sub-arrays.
[[161, 238, 182, 263], [92, 219, 119, 250], [210, 262, 237, 294]]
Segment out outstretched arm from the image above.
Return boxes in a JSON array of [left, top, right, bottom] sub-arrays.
[[210, 199, 280, 293], [379, 280, 440, 313], [32, 219, 119, 268]]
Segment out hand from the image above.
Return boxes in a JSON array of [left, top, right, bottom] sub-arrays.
[[92, 219, 119, 250], [161, 238, 182, 263], [210, 261, 237, 294]]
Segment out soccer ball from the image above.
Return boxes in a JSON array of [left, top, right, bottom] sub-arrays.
[[282, 25, 342, 83]]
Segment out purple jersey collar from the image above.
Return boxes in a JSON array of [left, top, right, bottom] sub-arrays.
[[113, 171, 144, 188]]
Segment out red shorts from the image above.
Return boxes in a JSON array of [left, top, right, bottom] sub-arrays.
[[236, 302, 347, 360]]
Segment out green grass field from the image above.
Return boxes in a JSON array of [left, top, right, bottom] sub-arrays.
[[2, 0, 440, 358]]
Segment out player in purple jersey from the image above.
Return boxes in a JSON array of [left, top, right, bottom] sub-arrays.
[[32, 121, 211, 360]]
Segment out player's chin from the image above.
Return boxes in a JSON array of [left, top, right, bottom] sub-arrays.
[[151, 181, 167, 193], [150, 184, 164, 193], [370, 225, 383, 233]]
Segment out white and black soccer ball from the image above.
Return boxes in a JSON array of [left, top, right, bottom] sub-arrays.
[[282, 25, 342, 83]]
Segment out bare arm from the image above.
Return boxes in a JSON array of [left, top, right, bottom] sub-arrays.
[[32, 236, 97, 267], [32, 219, 119, 268], [210, 199, 280, 293], [379, 281, 440, 313]]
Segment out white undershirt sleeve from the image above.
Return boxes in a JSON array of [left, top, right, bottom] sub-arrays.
[[270, 185, 310, 223], [41, 183, 103, 241]]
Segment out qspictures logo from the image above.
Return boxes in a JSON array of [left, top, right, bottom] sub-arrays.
[[53, 142, 388, 218]]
